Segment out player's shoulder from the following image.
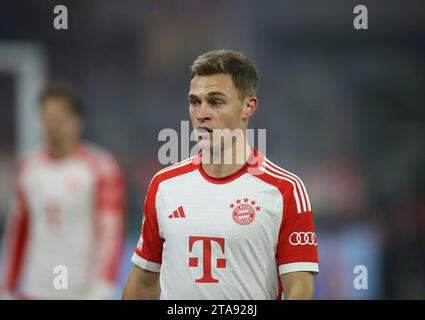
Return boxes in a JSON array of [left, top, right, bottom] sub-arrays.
[[79, 141, 116, 160], [256, 156, 307, 190], [150, 156, 197, 187], [256, 156, 312, 213], [16, 146, 48, 175], [78, 141, 120, 172]]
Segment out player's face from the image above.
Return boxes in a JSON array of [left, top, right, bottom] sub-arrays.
[[189, 74, 255, 152], [41, 98, 82, 149]]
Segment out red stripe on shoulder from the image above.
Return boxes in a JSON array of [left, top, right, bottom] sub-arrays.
[[254, 166, 295, 192], [263, 158, 311, 212], [151, 158, 196, 187]]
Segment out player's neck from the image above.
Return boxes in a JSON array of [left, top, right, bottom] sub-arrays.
[[201, 140, 251, 179], [47, 139, 80, 159]]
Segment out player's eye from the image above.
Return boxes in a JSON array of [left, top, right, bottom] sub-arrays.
[[189, 98, 200, 106], [209, 99, 224, 107]]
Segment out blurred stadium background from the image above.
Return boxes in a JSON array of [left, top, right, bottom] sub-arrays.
[[0, 0, 424, 299]]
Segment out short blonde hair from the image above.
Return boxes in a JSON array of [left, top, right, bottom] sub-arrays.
[[191, 50, 259, 98]]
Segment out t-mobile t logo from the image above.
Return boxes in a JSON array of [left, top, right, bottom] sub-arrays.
[[188, 236, 226, 283]]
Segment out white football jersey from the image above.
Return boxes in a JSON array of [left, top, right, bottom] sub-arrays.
[[132, 149, 319, 299], [1, 142, 125, 299]]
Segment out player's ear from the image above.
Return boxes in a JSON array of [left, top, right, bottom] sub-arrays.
[[242, 96, 258, 120]]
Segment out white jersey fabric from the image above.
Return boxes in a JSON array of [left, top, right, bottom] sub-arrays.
[[132, 149, 319, 299], [1, 142, 125, 299]]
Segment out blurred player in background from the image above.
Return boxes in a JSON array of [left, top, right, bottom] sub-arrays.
[[0, 82, 126, 299], [123, 50, 319, 299]]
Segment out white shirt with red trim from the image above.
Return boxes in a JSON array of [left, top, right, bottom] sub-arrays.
[[1, 142, 125, 299], [131, 149, 319, 300]]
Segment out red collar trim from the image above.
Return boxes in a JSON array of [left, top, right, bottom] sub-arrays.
[[193, 148, 263, 184]]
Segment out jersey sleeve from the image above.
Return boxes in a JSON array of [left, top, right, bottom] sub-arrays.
[[276, 187, 319, 275], [0, 165, 29, 294], [131, 179, 164, 272], [93, 156, 126, 285]]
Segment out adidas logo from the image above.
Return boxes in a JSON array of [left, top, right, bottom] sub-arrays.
[[169, 206, 186, 219]]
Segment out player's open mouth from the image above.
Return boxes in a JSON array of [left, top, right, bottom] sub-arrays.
[[197, 127, 213, 134]]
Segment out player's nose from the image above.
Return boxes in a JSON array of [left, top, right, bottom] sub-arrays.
[[195, 102, 212, 122]]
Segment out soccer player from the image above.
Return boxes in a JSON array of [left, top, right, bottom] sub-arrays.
[[122, 50, 319, 300], [0, 83, 126, 299]]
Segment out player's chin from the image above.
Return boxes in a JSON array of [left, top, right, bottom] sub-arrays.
[[198, 138, 220, 153], [196, 136, 211, 147], [198, 139, 224, 156], [47, 136, 64, 147]]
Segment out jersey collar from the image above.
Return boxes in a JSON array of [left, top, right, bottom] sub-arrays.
[[193, 147, 264, 184]]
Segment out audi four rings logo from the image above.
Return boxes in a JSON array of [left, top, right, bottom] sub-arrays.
[[289, 232, 318, 246]]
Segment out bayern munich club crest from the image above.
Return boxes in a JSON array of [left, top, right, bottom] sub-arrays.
[[229, 198, 261, 225]]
